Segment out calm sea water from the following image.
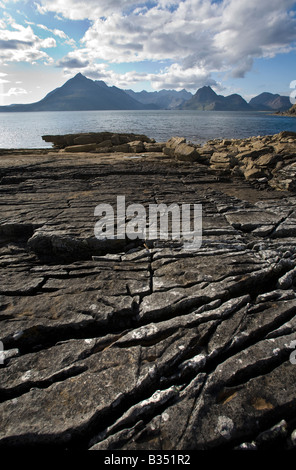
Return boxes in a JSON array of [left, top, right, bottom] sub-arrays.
[[0, 109, 295, 148]]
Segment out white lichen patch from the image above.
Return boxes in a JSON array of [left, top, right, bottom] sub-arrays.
[[217, 416, 234, 440]]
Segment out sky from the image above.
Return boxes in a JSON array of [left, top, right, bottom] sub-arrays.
[[0, 0, 296, 105]]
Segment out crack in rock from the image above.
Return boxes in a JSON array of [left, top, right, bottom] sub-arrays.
[[0, 138, 296, 450]]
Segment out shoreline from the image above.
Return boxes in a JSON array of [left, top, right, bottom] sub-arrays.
[[1, 109, 296, 150], [2, 129, 295, 192]]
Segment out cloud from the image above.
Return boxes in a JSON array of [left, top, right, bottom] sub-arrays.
[[56, 56, 89, 68], [36, 23, 72, 41], [0, 17, 57, 64], [39, 37, 56, 48], [57, 53, 217, 92], [1, 86, 28, 96], [37, 0, 149, 20], [148, 63, 219, 91], [0, 38, 34, 49], [34, 0, 296, 90], [53, 28, 67, 39], [52, 0, 295, 83]]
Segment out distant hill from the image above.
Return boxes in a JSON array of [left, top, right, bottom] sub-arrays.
[[179, 86, 251, 111], [249, 92, 291, 111], [125, 88, 193, 109], [0, 74, 292, 114], [0, 73, 155, 112]]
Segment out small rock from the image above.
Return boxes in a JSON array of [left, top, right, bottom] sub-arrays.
[[174, 143, 199, 162]]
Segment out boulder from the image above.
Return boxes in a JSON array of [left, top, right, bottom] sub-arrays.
[[243, 167, 267, 180], [73, 134, 105, 145], [166, 136, 186, 149], [269, 162, 296, 191], [174, 143, 199, 162], [255, 153, 279, 168], [128, 141, 145, 153], [163, 137, 187, 157], [144, 142, 166, 152], [210, 152, 237, 170], [62, 143, 97, 153], [96, 140, 113, 149], [112, 144, 131, 153], [237, 147, 273, 161]]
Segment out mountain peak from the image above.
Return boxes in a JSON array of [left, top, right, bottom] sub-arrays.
[[249, 91, 291, 111], [180, 85, 251, 111], [72, 72, 86, 80], [193, 85, 218, 103]]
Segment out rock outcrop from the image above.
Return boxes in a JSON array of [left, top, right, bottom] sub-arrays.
[[43, 131, 296, 193], [275, 103, 296, 116], [42, 131, 165, 154], [162, 131, 296, 192], [1, 132, 296, 450]]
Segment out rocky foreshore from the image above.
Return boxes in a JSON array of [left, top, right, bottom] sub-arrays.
[[274, 103, 296, 117], [1, 130, 296, 450]]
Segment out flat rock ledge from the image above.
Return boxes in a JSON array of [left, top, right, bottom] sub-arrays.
[[1, 131, 296, 450]]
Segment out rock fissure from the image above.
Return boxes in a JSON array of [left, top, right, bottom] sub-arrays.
[[1, 132, 296, 449]]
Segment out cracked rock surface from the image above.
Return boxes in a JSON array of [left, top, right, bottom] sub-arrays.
[[1, 135, 296, 450]]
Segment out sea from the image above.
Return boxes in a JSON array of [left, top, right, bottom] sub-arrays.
[[0, 109, 295, 149]]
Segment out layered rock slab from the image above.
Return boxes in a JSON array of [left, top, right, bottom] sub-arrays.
[[0, 141, 296, 450]]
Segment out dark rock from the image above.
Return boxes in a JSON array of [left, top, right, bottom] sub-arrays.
[[0, 135, 296, 450], [42, 132, 152, 149]]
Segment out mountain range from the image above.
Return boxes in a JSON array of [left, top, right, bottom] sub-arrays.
[[0, 73, 156, 112], [248, 92, 291, 111], [178, 85, 251, 111], [0, 72, 291, 112], [125, 88, 193, 110]]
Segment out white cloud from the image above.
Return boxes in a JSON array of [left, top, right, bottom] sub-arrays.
[[0, 18, 58, 64], [12, 0, 296, 91], [37, 0, 146, 20], [1, 86, 28, 96], [50, 0, 296, 86], [148, 63, 218, 91], [36, 23, 71, 40], [40, 37, 56, 48], [57, 53, 217, 91], [34, 1, 47, 15], [56, 53, 89, 68], [36, 23, 50, 31], [53, 28, 67, 39]]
